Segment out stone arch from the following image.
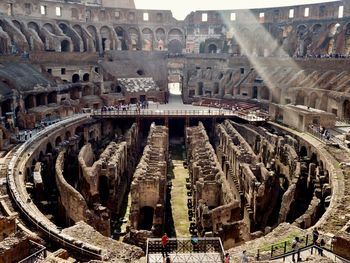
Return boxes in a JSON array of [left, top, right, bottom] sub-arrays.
[[312, 24, 322, 35], [297, 24, 308, 36], [142, 28, 153, 51], [87, 25, 100, 53], [43, 23, 54, 34], [128, 27, 140, 50], [25, 94, 36, 109], [46, 142, 53, 154], [326, 23, 340, 54], [36, 93, 46, 106], [48, 91, 57, 104], [59, 23, 80, 52], [65, 131, 71, 140], [168, 39, 183, 54], [295, 90, 307, 105], [83, 73, 90, 82], [319, 94, 328, 111], [309, 92, 319, 109], [343, 99, 350, 119], [260, 86, 270, 100], [115, 26, 128, 50], [300, 146, 308, 158], [168, 28, 183, 43], [55, 136, 62, 147], [72, 74, 80, 83], [28, 21, 40, 34], [61, 39, 70, 52], [155, 28, 165, 50], [100, 26, 113, 51], [208, 43, 217, 53], [73, 24, 87, 51]]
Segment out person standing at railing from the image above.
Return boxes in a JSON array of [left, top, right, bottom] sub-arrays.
[[224, 252, 230, 263], [291, 237, 302, 262], [311, 228, 319, 254], [161, 233, 169, 258]]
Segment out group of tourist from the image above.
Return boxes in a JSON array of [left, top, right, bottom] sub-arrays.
[[100, 101, 150, 113], [309, 125, 331, 140], [291, 229, 326, 262]]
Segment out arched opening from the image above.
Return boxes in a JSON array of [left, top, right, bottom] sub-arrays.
[[319, 94, 328, 111], [343, 100, 350, 119], [83, 73, 90, 82], [142, 28, 153, 51], [309, 92, 319, 109], [48, 92, 57, 104], [46, 142, 53, 154], [116, 85, 122, 93], [100, 26, 112, 51], [87, 25, 99, 53], [65, 131, 71, 141], [128, 28, 140, 50], [115, 27, 128, 50], [197, 82, 203, 96], [208, 43, 217, 53], [138, 206, 154, 230], [37, 94, 47, 106], [300, 146, 308, 158], [72, 74, 80, 83], [25, 95, 36, 109], [295, 90, 306, 105], [61, 40, 70, 52], [168, 39, 183, 54], [1, 99, 12, 116], [99, 176, 109, 206], [260, 86, 270, 100], [252, 86, 258, 99], [55, 136, 62, 147]]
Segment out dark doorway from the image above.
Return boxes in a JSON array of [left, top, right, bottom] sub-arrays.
[[61, 40, 70, 52], [252, 86, 258, 99], [138, 206, 154, 230], [99, 176, 109, 206]]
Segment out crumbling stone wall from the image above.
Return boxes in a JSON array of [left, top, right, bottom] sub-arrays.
[[186, 122, 241, 248], [216, 120, 330, 237], [127, 123, 168, 247], [0, 216, 16, 241]]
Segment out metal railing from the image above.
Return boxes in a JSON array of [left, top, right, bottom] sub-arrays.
[[6, 114, 103, 260], [268, 244, 350, 262], [18, 240, 47, 263], [92, 109, 268, 122], [146, 237, 225, 263]]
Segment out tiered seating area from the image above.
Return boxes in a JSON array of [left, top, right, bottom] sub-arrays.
[[193, 98, 261, 112], [117, 77, 159, 92]]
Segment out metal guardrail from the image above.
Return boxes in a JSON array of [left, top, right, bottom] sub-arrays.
[[146, 237, 225, 263], [92, 109, 268, 122], [269, 245, 350, 262], [6, 114, 103, 260], [18, 240, 47, 263]]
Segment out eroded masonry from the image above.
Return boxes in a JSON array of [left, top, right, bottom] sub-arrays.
[[0, 0, 350, 262]]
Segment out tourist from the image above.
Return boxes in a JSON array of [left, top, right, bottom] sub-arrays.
[[224, 252, 230, 263], [311, 228, 319, 254], [161, 233, 169, 257], [318, 238, 325, 256], [291, 237, 301, 262], [241, 250, 248, 263]]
